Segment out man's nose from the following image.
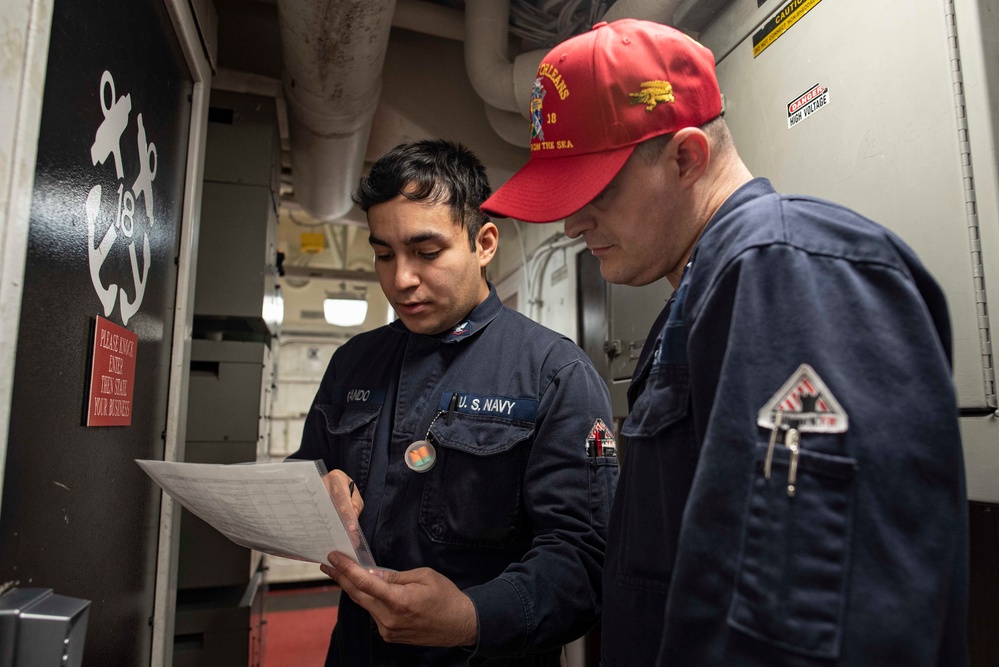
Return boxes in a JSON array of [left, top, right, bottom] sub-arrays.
[[393, 259, 420, 290], [564, 207, 593, 239]]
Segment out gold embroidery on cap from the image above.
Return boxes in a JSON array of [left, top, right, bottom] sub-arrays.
[[629, 80, 675, 111]]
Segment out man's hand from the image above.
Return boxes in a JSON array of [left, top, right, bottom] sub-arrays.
[[322, 470, 364, 550], [320, 552, 478, 648], [323, 469, 364, 518]]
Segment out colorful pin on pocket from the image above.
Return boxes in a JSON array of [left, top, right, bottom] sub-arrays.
[[404, 440, 437, 472]]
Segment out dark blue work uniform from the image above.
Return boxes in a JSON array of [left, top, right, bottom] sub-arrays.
[[602, 179, 968, 666], [290, 286, 618, 666]]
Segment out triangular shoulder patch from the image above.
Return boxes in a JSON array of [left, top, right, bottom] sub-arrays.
[[757, 363, 848, 433], [586, 418, 617, 456]]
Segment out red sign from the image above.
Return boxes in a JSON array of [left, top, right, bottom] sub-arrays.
[[788, 84, 825, 115], [87, 315, 138, 426]]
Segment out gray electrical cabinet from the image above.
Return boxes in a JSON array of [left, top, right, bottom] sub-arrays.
[[676, 0, 999, 498], [173, 583, 263, 667], [179, 340, 271, 591], [195, 90, 281, 336], [172, 89, 281, 666], [676, 0, 999, 414], [175, 341, 270, 667]]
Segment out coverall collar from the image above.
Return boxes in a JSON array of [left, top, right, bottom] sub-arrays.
[[702, 177, 776, 238]]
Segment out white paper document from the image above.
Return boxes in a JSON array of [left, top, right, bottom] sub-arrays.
[[136, 459, 375, 567]]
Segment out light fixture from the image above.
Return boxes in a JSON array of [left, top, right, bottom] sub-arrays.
[[322, 227, 370, 327], [264, 285, 285, 329], [323, 287, 368, 327]]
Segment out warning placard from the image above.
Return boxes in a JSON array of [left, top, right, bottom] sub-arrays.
[[87, 315, 138, 426], [753, 0, 824, 58], [787, 84, 830, 128]]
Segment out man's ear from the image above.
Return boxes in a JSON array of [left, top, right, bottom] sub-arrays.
[[476, 222, 499, 268], [671, 127, 711, 187]]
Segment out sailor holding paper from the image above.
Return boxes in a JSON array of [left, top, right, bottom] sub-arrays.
[[288, 139, 617, 666]]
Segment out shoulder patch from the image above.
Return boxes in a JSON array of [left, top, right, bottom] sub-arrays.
[[586, 418, 617, 457], [757, 363, 848, 433]]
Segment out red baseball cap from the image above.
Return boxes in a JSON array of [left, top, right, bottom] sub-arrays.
[[481, 19, 722, 223]]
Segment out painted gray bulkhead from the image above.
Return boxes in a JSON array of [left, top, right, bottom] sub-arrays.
[[670, 0, 999, 503]]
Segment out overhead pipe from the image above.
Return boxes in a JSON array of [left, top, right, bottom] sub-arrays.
[[393, 0, 465, 41], [485, 103, 532, 148], [463, 0, 537, 115], [463, 0, 684, 147], [274, 0, 686, 221], [276, 0, 397, 221]]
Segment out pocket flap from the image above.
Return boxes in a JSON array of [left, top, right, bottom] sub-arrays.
[[429, 414, 533, 456], [621, 366, 690, 439], [315, 404, 380, 435]]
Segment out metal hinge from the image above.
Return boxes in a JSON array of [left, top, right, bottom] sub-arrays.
[[944, 0, 996, 408]]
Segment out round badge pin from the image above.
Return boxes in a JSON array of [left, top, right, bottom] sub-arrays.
[[405, 440, 437, 472]]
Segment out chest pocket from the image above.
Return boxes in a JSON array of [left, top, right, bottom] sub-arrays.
[[616, 364, 697, 593], [315, 403, 381, 493], [727, 441, 857, 659], [420, 414, 533, 548]]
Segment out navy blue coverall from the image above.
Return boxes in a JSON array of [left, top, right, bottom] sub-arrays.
[[291, 286, 618, 666], [601, 179, 968, 666]]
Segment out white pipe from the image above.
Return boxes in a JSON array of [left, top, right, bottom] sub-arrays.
[[274, 0, 686, 215], [464, 0, 520, 113], [484, 103, 531, 148], [393, 0, 464, 41], [511, 48, 546, 118], [464, 0, 685, 144], [277, 0, 397, 221]]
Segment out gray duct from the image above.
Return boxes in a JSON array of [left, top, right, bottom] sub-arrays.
[[276, 0, 682, 220], [277, 0, 397, 221]]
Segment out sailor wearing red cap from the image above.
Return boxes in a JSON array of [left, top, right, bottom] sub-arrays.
[[485, 19, 968, 667]]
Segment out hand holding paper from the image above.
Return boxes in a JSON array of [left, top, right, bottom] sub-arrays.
[[321, 552, 478, 648], [136, 459, 375, 567], [322, 468, 365, 552]]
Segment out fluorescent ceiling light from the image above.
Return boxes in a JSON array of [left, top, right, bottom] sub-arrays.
[[324, 293, 368, 327], [264, 288, 285, 329]]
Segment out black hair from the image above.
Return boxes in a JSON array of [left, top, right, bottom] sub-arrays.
[[352, 139, 492, 251]]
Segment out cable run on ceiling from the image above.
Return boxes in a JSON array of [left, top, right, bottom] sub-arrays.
[[508, 0, 609, 48]]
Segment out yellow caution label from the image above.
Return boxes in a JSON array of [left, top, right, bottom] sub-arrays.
[[300, 232, 325, 254], [752, 0, 824, 58]]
